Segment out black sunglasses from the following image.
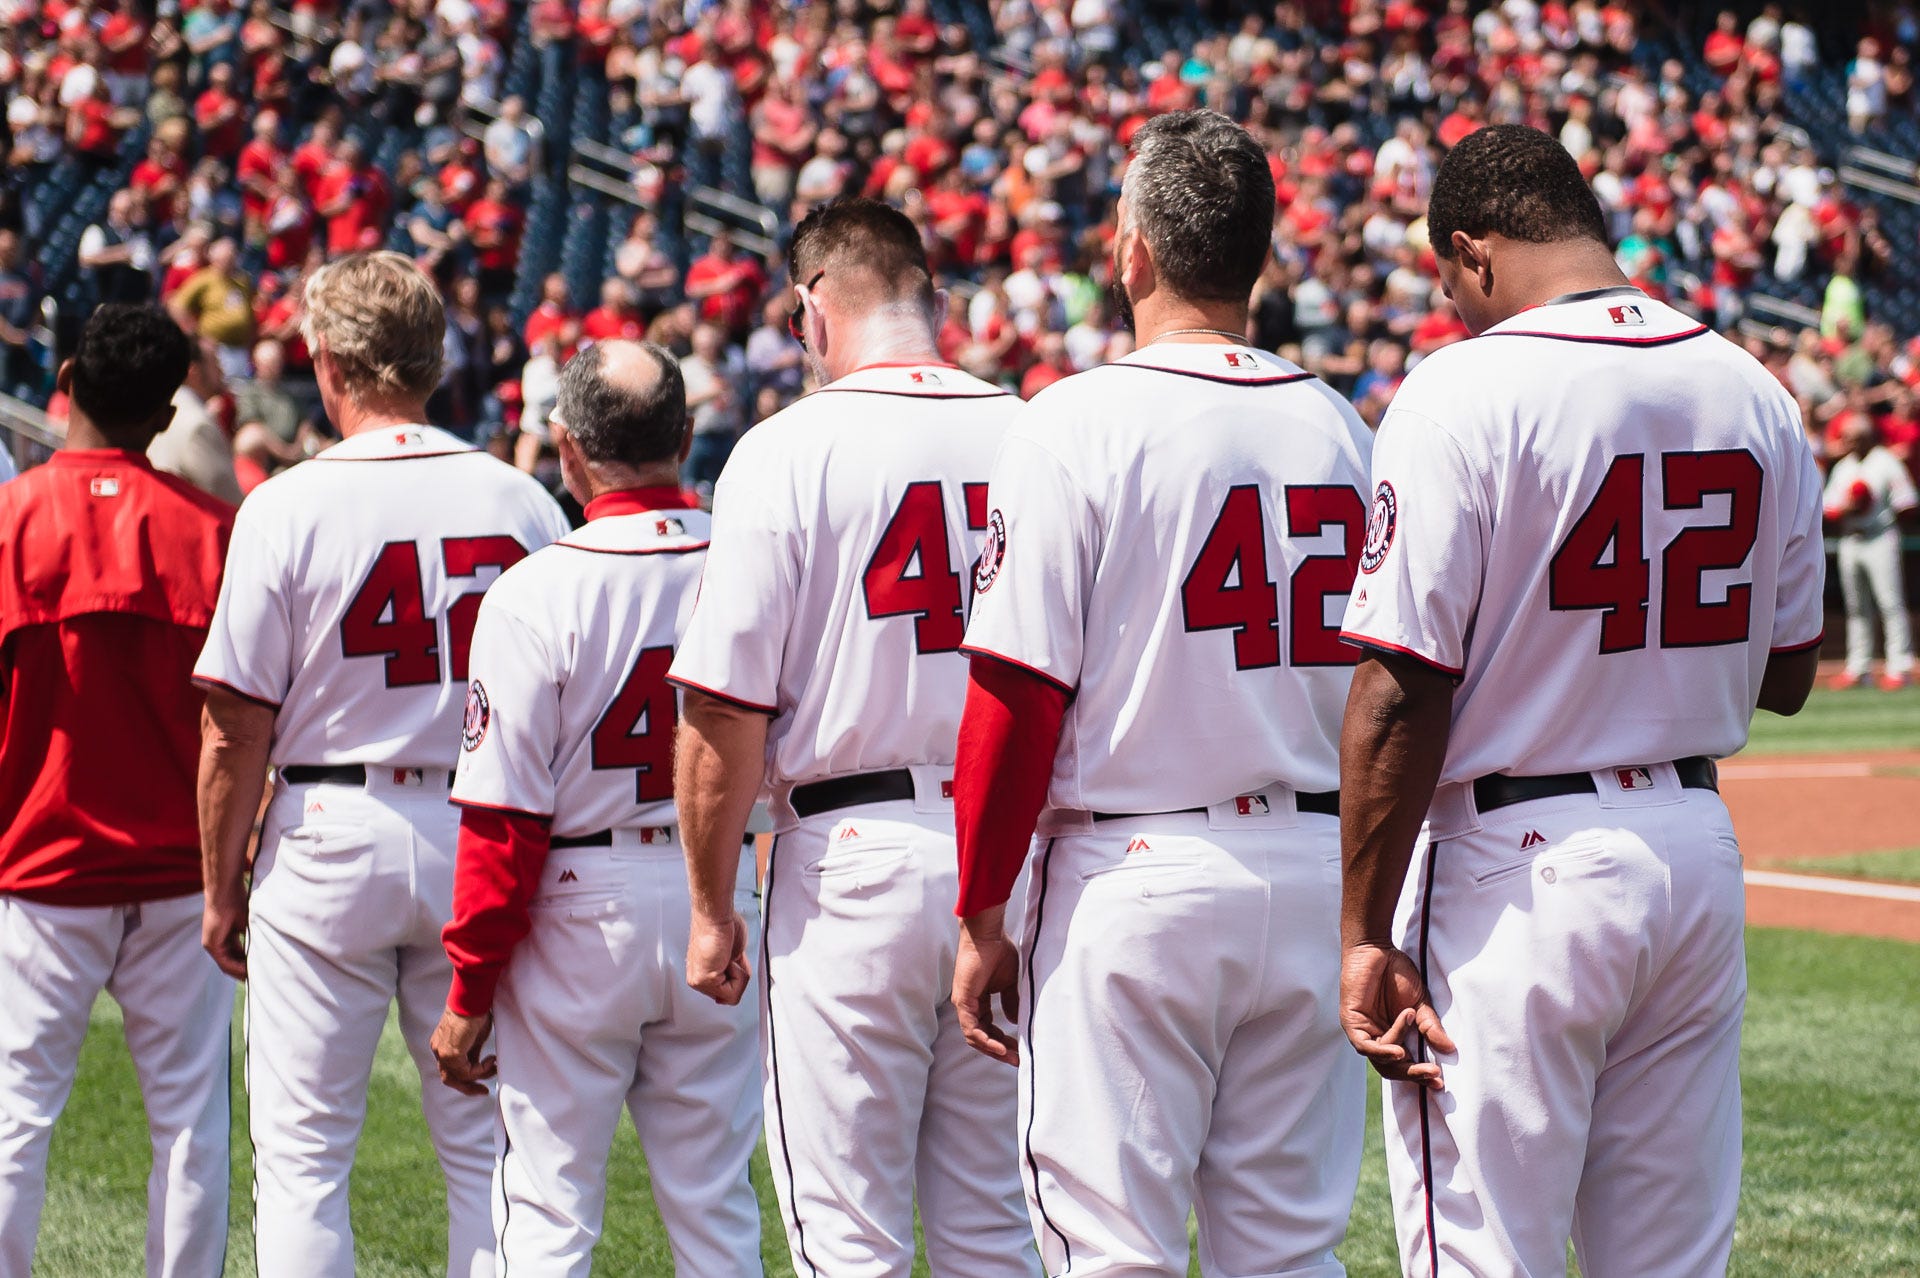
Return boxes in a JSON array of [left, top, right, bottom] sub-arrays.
[[789, 271, 825, 348]]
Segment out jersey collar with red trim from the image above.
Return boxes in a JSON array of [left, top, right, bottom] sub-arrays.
[[584, 485, 702, 521], [820, 362, 1007, 398], [1483, 289, 1709, 345], [316, 423, 474, 460], [1113, 342, 1311, 385]]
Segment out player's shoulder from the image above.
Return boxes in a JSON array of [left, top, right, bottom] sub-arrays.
[[490, 506, 709, 605], [730, 364, 1016, 466]]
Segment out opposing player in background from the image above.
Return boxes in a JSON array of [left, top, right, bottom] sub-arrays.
[[952, 109, 1370, 1277], [195, 252, 568, 1278], [1338, 125, 1824, 1278], [431, 340, 762, 1275], [1824, 416, 1916, 688], [670, 199, 1038, 1278], [0, 306, 233, 1278]]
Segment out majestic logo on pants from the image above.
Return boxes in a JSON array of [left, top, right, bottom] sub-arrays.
[[1520, 830, 1547, 849]]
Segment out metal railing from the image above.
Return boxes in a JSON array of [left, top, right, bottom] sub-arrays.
[[0, 392, 63, 474]]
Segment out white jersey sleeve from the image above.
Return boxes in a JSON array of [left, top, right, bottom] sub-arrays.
[[195, 494, 296, 706], [1339, 406, 1488, 679], [449, 601, 560, 818], [958, 432, 1096, 692], [1772, 435, 1827, 653]]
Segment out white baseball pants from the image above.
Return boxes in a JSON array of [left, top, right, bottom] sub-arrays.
[[0, 891, 232, 1278], [1838, 529, 1913, 676], [1385, 767, 1746, 1278], [247, 769, 496, 1278], [491, 833, 762, 1276], [761, 797, 1039, 1278], [1019, 808, 1363, 1278]]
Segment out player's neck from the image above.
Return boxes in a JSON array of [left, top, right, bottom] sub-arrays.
[[582, 462, 681, 504], [1491, 240, 1633, 325], [334, 401, 431, 439], [1131, 294, 1250, 347], [821, 310, 942, 383]]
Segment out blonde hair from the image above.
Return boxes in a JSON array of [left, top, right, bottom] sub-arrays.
[[302, 251, 446, 403]]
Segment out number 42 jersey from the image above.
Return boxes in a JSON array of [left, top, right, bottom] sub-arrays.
[[1339, 291, 1826, 785], [195, 425, 570, 767], [667, 363, 1019, 818]]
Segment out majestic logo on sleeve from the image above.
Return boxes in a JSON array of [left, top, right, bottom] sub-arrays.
[[973, 508, 1007, 593], [1359, 481, 1397, 574], [461, 681, 491, 752]]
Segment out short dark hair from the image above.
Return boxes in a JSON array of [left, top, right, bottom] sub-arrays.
[[1426, 124, 1609, 260], [1122, 110, 1275, 303], [553, 340, 687, 468], [787, 198, 935, 311], [70, 304, 193, 437]]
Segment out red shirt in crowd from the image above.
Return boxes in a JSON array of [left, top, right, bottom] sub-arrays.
[[316, 162, 390, 256], [465, 196, 524, 272], [237, 136, 287, 221], [685, 250, 767, 331], [195, 86, 246, 159], [580, 305, 644, 344], [0, 450, 235, 906], [523, 300, 577, 353]]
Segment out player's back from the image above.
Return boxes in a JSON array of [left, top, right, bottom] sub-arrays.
[[1346, 293, 1825, 782], [197, 425, 569, 767], [672, 364, 1018, 794], [967, 344, 1373, 813], [459, 500, 709, 837]]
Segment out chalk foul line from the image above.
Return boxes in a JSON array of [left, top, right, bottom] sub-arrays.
[[1744, 869, 1920, 903]]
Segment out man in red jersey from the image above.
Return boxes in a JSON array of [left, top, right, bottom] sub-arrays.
[[0, 305, 236, 1278]]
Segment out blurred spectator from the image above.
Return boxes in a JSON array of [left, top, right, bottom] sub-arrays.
[[0, 230, 41, 400], [482, 95, 543, 187], [685, 231, 767, 335], [582, 279, 647, 345], [169, 239, 255, 382], [148, 341, 242, 506], [464, 176, 523, 299], [232, 339, 315, 465], [79, 190, 158, 307], [523, 274, 578, 356], [680, 321, 743, 494], [745, 295, 805, 404]]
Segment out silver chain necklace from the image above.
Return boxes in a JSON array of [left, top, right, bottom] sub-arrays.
[[1149, 327, 1248, 345]]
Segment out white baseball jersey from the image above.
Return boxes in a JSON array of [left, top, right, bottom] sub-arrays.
[[1340, 290, 1826, 784], [1824, 444, 1918, 537], [961, 343, 1373, 816], [667, 363, 1019, 816], [195, 425, 569, 766], [452, 494, 709, 836]]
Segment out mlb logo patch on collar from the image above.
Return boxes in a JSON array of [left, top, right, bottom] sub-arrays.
[[908, 369, 944, 386], [1615, 766, 1655, 791], [1223, 351, 1257, 369], [1606, 304, 1646, 326]]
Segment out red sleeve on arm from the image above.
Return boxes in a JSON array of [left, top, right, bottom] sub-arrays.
[[441, 808, 552, 1016], [953, 653, 1069, 918]]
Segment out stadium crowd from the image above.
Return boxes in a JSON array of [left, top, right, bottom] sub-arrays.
[[0, 0, 1917, 498]]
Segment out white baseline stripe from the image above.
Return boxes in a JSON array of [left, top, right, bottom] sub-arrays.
[[1744, 869, 1920, 903], [1720, 762, 1877, 780]]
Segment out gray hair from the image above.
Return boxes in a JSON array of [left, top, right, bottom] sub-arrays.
[[1120, 110, 1276, 303], [553, 340, 688, 468]]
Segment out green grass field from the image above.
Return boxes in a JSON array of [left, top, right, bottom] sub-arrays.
[[1778, 847, 1920, 884], [30, 928, 1920, 1277], [1742, 683, 1920, 756]]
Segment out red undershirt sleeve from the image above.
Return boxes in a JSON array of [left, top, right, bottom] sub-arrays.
[[953, 653, 1069, 918], [441, 808, 552, 1017]]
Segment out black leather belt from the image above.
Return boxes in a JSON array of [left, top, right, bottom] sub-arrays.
[[1093, 791, 1339, 821], [791, 769, 918, 818], [281, 764, 453, 788], [551, 830, 613, 849], [1473, 757, 1717, 814]]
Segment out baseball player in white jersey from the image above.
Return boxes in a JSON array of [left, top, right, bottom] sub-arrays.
[[1823, 415, 1916, 688], [669, 199, 1038, 1278], [430, 340, 762, 1275], [953, 110, 1368, 1278], [195, 254, 569, 1278], [1336, 127, 1825, 1278]]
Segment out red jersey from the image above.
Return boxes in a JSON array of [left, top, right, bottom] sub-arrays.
[[194, 88, 246, 159], [464, 197, 523, 271], [523, 301, 577, 353], [580, 306, 644, 344], [0, 450, 235, 906], [237, 137, 286, 219]]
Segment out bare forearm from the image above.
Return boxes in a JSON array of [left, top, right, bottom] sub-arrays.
[[1339, 654, 1453, 947], [197, 697, 275, 906], [674, 692, 769, 923]]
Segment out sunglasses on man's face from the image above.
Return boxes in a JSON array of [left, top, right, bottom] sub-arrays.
[[789, 271, 825, 348]]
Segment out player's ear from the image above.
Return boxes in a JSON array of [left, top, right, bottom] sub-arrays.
[[677, 417, 693, 465], [1450, 231, 1494, 296], [54, 358, 72, 396]]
